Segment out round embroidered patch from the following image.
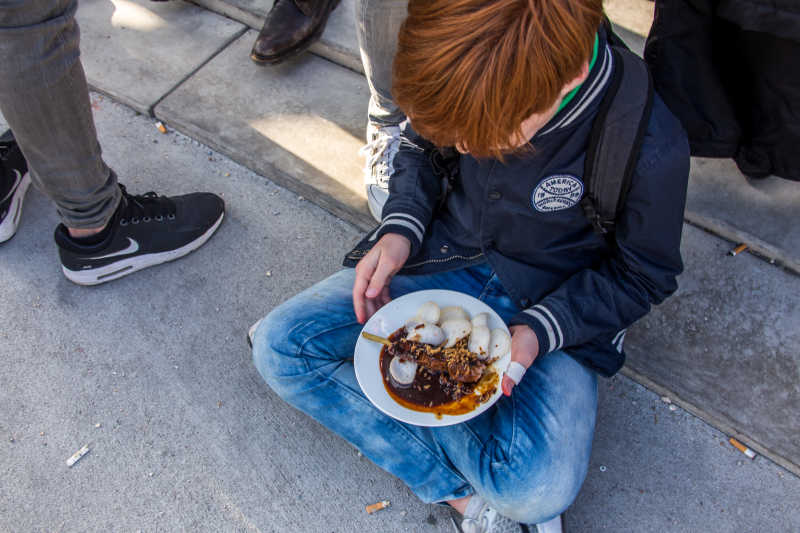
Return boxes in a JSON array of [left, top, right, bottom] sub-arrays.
[[531, 174, 585, 212]]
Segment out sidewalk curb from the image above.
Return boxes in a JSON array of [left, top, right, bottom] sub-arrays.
[[620, 365, 800, 479], [685, 210, 800, 276], [152, 108, 377, 232]]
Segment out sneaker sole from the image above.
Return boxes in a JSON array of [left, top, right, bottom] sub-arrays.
[[62, 212, 224, 286], [0, 172, 31, 243], [366, 185, 385, 222], [247, 317, 264, 349]]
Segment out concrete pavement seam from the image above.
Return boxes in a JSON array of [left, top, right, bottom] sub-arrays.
[[146, 26, 251, 118]]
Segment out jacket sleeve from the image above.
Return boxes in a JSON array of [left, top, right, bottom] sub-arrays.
[[367, 123, 444, 259], [508, 128, 690, 356]]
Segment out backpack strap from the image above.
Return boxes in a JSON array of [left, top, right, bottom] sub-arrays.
[[582, 46, 654, 234], [430, 146, 460, 214]]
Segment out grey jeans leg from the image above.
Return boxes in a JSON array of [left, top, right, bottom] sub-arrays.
[[355, 0, 408, 127], [0, 0, 119, 229]]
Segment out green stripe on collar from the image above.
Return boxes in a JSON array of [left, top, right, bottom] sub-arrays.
[[556, 33, 600, 114]]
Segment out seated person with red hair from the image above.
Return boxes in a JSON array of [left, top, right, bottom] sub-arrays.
[[251, 0, 690, 531]]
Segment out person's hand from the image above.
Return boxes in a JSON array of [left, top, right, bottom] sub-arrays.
[[501, 325, 540, 396], [352, 233, 412, 324]]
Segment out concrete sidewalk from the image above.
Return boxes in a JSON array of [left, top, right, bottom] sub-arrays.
[[73, 0, 800, 478], [2, 95, 799, 533], [3, 0, 800, 528]]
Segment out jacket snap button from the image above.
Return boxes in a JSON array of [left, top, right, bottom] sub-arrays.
[[485, 242, 495, 251], [440, 245, 449, 253], [489, 190, 502, 200], [521, 297, 532, 308]]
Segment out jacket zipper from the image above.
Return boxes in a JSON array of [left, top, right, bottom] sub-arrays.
[[346, 250, 484, 268], [405, 252, 484, 268]]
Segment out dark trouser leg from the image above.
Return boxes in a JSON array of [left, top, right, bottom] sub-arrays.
[[0, 0, 119, 229]]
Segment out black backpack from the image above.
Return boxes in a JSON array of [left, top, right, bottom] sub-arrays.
[[432, 25, 654, 235]]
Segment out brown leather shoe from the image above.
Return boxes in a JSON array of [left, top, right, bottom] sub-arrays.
[[251, 0, 341, 66]]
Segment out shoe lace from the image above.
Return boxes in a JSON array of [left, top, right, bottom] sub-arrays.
[[118, 184, 177, 224], [0, 141, 18, 161], [358, 128, 401, 182]]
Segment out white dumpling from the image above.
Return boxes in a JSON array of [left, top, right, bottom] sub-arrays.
[[489, 329, 512, 359], [441, 318, 473, 348], [405, 316, 425, 332], [405, 321, 444, 346], [416, 302, 441, 325], [390, 356, 418, 385], [471, 313, 490, 328], [437, 306, 470, 326], [468, 325, 491, 360]]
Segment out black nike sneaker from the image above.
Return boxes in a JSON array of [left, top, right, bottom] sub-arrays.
[[0, 129, 31, 243], [54, 184, 224, 285]]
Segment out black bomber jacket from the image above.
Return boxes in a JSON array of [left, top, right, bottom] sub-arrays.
[[344, 31, 691, 377]]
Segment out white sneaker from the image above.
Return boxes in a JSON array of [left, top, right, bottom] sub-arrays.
[[459, 494, 564, 533], [0, 130, 31, 243], [358, 124, 401, 222], [460, 495, 522, 533], [530, 515, 562, 533], [247, 317, 263, 348]]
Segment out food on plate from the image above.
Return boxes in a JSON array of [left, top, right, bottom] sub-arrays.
[[388, 333, 484, 383], [363, 300, 513, 418], [389, 356, 418, 385], [468, 325, 491, 360], [437, 306, 470, 326], [441, 318, 472, 348], [471, 312, 489, 328], [417, 301, 441, 325], [404, 317, 444, 346], [489, 329, 511, 359]]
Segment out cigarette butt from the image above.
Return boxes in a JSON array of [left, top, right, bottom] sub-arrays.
[[728, 244, 747, 256], [155, 121, 168, 134], [365, 501, 390, 514], [729, 438, 756, 459], [66, 445, 89, 467]]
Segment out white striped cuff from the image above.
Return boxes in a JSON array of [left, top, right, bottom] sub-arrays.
[[369, 212, 425, 243], [522, 304, 566, 354]]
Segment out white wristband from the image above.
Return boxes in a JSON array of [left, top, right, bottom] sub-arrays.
[[504, 362, 526, 385]]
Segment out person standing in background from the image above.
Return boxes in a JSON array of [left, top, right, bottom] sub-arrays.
[[645, 0, 800, 181], [0, 0, 225, 285]]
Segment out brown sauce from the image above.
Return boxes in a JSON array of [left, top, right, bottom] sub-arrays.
[[379, 328, 499, 420]]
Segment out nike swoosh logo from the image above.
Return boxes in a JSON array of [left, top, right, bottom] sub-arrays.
[[0, 170, 21, 203], [89, 237, 139, 259]]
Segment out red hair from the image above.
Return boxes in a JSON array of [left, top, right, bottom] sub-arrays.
[[392, 0, 604, 159]]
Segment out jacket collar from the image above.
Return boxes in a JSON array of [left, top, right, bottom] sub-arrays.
[[536, 27, 614, 138]]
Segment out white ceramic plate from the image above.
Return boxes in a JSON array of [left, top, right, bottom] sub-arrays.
[[354, 289, 512, 427]]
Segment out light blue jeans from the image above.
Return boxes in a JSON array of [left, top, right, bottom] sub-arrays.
[[252, 264, 597, 524]]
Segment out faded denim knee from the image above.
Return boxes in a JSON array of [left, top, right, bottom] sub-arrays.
[[482, 456, 587, 524]]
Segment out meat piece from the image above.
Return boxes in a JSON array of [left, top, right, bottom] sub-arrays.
[[389, 337, 484, 383], [389, 339, 448, 373], [447, 360, 484, 383]]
